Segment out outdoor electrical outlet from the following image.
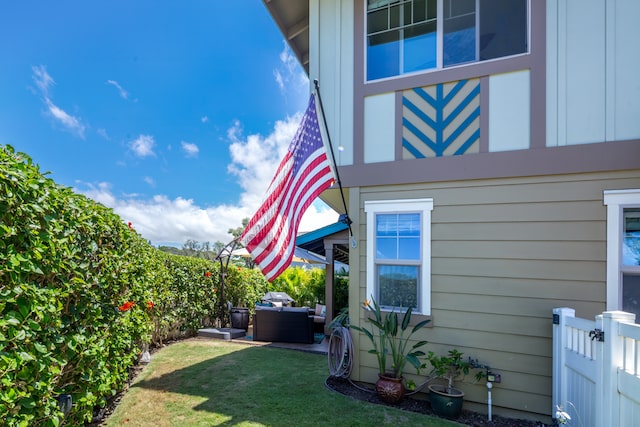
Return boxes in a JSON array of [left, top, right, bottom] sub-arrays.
[[487, 372, 501, 383]]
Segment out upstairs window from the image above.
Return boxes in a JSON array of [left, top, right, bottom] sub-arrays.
[[366, 0, 529, 81]]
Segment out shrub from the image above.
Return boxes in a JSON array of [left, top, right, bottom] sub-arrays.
[[0, 144, 338, 424], [0, 146, 220, 425]]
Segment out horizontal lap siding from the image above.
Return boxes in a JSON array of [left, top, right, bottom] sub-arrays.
[[353, 170, 640, 419]]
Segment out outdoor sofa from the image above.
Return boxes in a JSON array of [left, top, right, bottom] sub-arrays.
[[252, 306, 314, 344]]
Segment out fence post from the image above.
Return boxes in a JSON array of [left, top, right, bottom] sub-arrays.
[[552, 307, 574, 419], [601, 311, 636, 427]]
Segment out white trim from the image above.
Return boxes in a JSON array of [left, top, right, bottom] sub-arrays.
[[603, 189, 640, 311], [364, 198, 434, 314]]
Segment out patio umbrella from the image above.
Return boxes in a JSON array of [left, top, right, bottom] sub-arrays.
[[230, 246, 328, 265]]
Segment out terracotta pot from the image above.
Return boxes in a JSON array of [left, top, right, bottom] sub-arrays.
[[375, 373, 405, 403], [428, 384, 464, 419]]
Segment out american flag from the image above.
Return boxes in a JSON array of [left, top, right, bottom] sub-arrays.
[[240, 93, 334, 281]]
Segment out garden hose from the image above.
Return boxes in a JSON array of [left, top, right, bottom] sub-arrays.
[[327, 326, 353, 378]]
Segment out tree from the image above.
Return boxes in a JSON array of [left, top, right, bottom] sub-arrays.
[[228, 217, 250, 241]]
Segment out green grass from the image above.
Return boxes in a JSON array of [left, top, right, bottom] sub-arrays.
[[104, 339, 461, 427]]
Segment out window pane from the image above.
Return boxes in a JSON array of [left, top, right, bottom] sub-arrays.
[[624, 209, 640, 266], [404, 21, 437, 72], [368, 0, 395, 11], [376, 237, 397, 259], [426, 0, 436, 19], [368, 31, 400, 80], [368, 8, 389, 33], [623, 274, 640, 323], [446, 0, 474, 17], [443, 0, 476, 66], [376, 213, 421, 259], [479, 0, 527, 61], [398, 237, 420, 259], [378, 265, 419, 309], [390, 4, 401, 28], [397, 213, 421, 236], [376, 214, 398, 237]]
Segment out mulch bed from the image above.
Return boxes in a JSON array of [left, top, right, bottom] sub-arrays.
[[324, 376, 547, 427]]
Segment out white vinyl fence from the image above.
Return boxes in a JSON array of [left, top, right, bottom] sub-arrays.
[[552, 308, 640, 427]]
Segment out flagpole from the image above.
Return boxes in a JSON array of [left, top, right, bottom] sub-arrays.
[[313, 79, 354, 240]]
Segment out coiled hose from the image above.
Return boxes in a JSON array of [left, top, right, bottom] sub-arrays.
[[327, 326, 353, 378], [327, 325, 433, 395]]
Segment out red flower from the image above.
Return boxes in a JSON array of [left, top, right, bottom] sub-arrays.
[[146, 301, 154, 310], [127, 221, 134, 230], [118, 301, 135, 312], [205, 271, 212, 277]]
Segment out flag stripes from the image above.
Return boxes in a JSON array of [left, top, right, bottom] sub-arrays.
[[240, 93, 334, 281]]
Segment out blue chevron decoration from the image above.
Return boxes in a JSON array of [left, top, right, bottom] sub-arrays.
[[402, 79, 480, 158]]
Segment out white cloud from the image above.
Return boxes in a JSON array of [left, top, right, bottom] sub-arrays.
[[44, 98, 86, 139], [97, 128, 110, 140], [106, 79, 129, 99], [274, 69, 284, 91], [273, 42, 308, 104], [201, 116, 209, 123], [76, 114, 338, 246], [31, 65, 86, 139], [143, 176, 155, 187], [181, 141, 199, 158], [32, 65, 54, 96], [227, 116, 298, 208], [129, 134, 156, 158]]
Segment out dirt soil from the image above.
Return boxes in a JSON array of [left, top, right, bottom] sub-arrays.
[[325, 376, 548, 427]]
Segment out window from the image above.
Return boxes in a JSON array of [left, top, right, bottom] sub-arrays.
[[365, 198, 433, 314], [604, 190, 640, 323], [366, 0, 528, 81], [623, 208, 640, 319]]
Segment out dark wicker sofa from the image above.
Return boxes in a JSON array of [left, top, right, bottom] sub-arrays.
[[252, 306, 314, 344]]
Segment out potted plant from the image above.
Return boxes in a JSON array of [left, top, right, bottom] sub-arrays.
[[426, 349, 485, 419], [350, 297, 431, 403]]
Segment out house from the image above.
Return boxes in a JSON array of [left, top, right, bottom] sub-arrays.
[[264, 0, 640, 422]]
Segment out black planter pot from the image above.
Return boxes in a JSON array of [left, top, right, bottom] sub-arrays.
[[428, 384, 464, 419], [230, 307, 249, 330]]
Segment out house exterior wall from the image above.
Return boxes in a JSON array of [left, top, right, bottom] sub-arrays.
[[350, 170, 640, 420], [547, 0, 640, 146], [310, 0, 354, 167], [305, 0, 640, 422], [309, 0, 640, 182]]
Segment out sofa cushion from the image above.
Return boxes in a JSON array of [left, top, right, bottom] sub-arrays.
[[315, 304, 326, 317], [283, 307, 309, 313]]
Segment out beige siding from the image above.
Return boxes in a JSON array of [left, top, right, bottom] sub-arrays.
[[349, 170, 640, 420]]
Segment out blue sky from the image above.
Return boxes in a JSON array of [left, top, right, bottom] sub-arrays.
[[0, 1, 337, 247]]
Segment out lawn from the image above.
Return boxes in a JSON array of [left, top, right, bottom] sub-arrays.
[[104, 338, 461, 426]]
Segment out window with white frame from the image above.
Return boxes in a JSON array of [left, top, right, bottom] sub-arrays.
[[604, 190, 640, 323], [366, 0, 529, 81], [365, 198, 433, 314]]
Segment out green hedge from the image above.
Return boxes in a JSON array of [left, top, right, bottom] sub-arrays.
[[0, 145, 329, 426], [0, 146, 268, 426]]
